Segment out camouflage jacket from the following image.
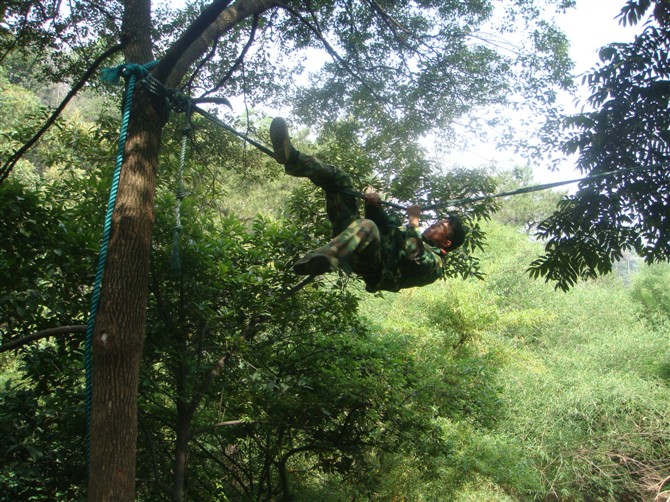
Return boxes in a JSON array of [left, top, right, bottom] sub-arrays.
[[363, 204, 444, 292]]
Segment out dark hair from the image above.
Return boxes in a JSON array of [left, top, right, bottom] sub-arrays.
[[442, 214, 465, 251]]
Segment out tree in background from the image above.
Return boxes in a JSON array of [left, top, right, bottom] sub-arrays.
[[631, 262, 670, 320], [0, 96, 503, 500], [4, 77, 670, 500], [492, 165, 566, 233], [530, 0, 670, 291]]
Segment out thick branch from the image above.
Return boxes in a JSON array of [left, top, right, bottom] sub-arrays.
[[0, 325, 86, 353], [158, 0, 278, 89], [191, 419, 249, 436], [154, 0, 234, 83]]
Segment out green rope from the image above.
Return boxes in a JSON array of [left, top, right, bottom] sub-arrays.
[[191, 105, 668, 214], [421, 164, 668, 211], [191, 103, 273, 157], [85, 60, 159, 464], [338, 164, 669, 213]]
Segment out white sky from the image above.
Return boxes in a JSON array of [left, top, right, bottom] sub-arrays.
[[472, 0, 642, 182], [559, 0, 638, 75], [545, 0, 641, 181]]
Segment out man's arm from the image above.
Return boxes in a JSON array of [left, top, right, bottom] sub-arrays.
[[403, 204, 428, 261], [399, 202, 444, 289]]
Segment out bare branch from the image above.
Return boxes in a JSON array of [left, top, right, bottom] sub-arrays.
[[362, 0, 415, 51], [204, 13, 260, 97], [657, 474, 670, 500], [279, 2, 389, 107], [0, 325, 86, 353], [191, 419, 250, 436], [0, 42, 125, 184], [184, 39, 220, 92], [191, 436, 249, 497]]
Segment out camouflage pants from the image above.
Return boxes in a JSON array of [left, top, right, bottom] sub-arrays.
[[287, 152, 382, 280]]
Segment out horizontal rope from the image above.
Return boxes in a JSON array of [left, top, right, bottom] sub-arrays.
[[423, 164, 669, 211], [334, 164, 668, 213], [139, 76, 669, 214]]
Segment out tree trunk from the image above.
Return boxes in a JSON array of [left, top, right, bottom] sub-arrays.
[[86, 0, 158, 495], [172, 317, 193, 502], [87, 89, 163, 500], [86, 0, 278, 499], [173, 408, 191, 502], [278, 457, 292, 501]]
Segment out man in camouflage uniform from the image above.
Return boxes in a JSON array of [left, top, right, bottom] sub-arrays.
[[270, 117, 465, 293]]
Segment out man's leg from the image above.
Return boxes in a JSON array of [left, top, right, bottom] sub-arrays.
[[270, 117, 381, 278], [270, 117, 359, 235], [293, 218, 381, 278]]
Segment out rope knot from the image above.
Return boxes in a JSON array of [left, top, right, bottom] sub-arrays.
[[121, 63, 150, 79], [169, 92, 192, 114], [100, 60, 160, 85]]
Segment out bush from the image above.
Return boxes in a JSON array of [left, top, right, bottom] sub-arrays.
[[631, 263, 670, 320]]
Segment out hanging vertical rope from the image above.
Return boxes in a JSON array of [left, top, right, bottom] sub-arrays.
[[171, 103, 192, 275], [84, 60, 159, 463]]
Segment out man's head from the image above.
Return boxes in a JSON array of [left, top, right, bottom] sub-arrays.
[[422, 214, 465, 252]]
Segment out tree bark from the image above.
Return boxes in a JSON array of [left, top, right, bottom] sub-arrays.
[[173, 401, 194, 502], [87, 89, 163, 500], [172, 316, 193, 502], [164, 0, 279, 88]]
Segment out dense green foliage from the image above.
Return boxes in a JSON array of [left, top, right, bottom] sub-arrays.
[[1, 0, 574, 182], [491, 165, 566, 233], [3, 0, 670, 499]]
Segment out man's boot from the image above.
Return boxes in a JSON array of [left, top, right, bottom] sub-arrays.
[[270, 117, 297, 165], [293, 250, 338, 276], [270, 117, 336, 185]]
